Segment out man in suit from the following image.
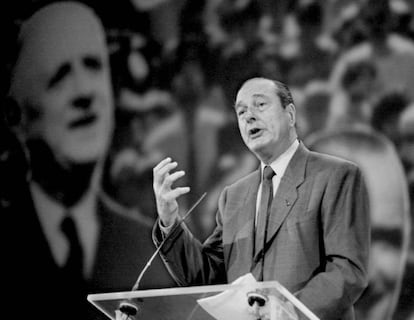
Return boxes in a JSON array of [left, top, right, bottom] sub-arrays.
[[152, 77, 370, 319], [3, 2, 174, 320]]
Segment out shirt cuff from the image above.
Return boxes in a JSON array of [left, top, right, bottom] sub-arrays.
[[158, 219, 175, 237]]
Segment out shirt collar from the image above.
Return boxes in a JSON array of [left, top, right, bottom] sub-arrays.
[[31, 181, 98, 241], [261, 139, 299, 178]]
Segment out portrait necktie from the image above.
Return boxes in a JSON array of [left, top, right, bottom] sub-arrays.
[[61, 214, 84, 279], [254, 165, 275, 280], [60, 214, 89, 317]]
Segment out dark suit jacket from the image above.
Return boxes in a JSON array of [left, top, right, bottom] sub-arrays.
[[3, 182, 175, 320], [154, 143, 370, 320]]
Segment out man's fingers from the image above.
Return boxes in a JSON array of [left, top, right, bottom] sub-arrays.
[[153, 158, 189, 206], [156, 161, 177, 177], [153, 157, 172, 172], [164, 187, 191, 201], [163, 170, 185, 188], [153, 159, 178, 186]]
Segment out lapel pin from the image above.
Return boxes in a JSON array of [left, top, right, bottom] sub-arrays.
[[285, 199, 291, 207]]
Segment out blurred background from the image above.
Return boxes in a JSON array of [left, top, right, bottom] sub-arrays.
[[1, 0, 413, 319]]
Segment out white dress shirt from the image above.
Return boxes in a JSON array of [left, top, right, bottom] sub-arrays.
[[255, 139, 299, 224]]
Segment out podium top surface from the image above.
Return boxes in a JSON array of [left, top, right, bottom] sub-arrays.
[[88, 280, 319, 320]]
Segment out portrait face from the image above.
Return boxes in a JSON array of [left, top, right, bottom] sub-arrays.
[[235, 78, 295, 163], [10, 3, 114, 165]]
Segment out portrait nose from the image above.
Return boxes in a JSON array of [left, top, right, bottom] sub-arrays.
[[72, 96, 93, 110], [72, 63, 95, 97], [71, 65, 95, 109]]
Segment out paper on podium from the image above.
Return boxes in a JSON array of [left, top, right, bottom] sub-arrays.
[[196, 273, 258, 320]]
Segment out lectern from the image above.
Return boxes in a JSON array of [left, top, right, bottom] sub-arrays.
[[88, 280, 319, 320]]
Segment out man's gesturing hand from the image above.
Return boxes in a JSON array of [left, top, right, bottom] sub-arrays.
[[153, 157, 190, 227]]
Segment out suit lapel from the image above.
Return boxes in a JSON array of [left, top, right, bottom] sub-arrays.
[[226, 169, 260, 273], [265, 143, 308, 245], [242, 170, 260, 264]]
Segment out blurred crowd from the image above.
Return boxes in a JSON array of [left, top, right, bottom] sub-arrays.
[[1, 0, 414, 319]]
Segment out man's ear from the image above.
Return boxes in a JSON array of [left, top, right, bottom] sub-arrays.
[[286, 103, 296, 127]]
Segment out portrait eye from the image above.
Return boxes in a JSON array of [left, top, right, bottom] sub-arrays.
[[84, 56, 103, 71], [48, 63, 71, 88]]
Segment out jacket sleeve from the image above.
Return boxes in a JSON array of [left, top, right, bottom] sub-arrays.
[[152, 208, 227, 286], [295, 163, 370, 319]]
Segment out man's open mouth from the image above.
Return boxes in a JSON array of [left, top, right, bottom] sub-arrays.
[[249, 127, 262, 138]]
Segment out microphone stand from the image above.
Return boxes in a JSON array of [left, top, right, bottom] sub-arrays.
[[118, 192, 207, 318]]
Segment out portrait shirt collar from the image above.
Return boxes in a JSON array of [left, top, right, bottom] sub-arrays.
[[30, 181, 99, 276]]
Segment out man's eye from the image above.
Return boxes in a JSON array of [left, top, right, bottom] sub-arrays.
[[255, 102, 266, 109], [237, 109, 245, 116]]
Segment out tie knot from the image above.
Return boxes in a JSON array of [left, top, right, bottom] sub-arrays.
[[60, 214, 84, 275], [61, 215, 77, 236], [263, 165, 275, 181]]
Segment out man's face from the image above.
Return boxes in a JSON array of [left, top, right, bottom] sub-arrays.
[[235, 78, 295, 163], [11, 3, 114, 165]]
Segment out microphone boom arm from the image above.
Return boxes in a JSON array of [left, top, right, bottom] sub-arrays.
[[131, 192, 207, 291]]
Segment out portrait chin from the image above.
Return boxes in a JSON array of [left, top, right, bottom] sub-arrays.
[[50, 118, 113, 165], [65, 137, 108, 164]]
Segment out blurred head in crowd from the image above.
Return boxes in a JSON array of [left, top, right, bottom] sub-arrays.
[[171, 38, 208, 109], [341, 59, 376, 102], [218, 0, 261, 43], [397, 103, 414, 179], [391, 0, 414, 39], [360, 0, 392, 42], [296, 0, 323, 37], [9, 1, 114, 167], [371, 92, 409, 146], [299, 82, 331, 137]]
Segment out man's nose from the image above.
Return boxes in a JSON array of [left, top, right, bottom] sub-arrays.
[[245, 107, 257, 123]]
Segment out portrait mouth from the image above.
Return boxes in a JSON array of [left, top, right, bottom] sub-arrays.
[[69, 114, 98, 129]]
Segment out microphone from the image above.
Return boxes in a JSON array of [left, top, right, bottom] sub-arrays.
[[118, 192, 207, 317]]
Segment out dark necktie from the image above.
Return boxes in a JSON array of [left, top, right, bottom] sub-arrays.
[[60, 214, 89, 319], [61, 214, 84, 279], [254, 165, 275, 280]]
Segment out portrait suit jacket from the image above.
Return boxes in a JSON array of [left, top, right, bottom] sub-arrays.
[[154, 142, 370, 320], [3, 181, 175, 320]]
